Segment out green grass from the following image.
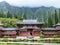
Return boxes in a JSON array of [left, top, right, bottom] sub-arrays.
[[0, 43, 42, 45], [0, 38, 60, 43]]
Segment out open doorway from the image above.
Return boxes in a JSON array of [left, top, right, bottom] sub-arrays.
[[27, 29, 33, 36]]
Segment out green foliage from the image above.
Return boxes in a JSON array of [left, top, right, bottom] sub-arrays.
[[0, 37, 60, 43], [40, 31, 44, 38], [48, 11, 53, 27], [53, 35, 58, 38], [55, 10, 58, 24], [0, 6, 60, 27], [0, 11, 4, 17], [0, 18, 21, 28], [7, 11, 12, 18]]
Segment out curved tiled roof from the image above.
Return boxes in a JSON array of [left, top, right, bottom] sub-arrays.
[[2, 28, 18, 30], [17, 20, 44, 24], [23, 20, 37, 22], [42, 28, 60, 30], [42, 28, 56, 30], [53, 23, 60, 27], [17, 22, 44, 24], [56, 23, 60, 26]]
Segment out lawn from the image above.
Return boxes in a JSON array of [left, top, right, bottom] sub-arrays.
[[0, 43, 42, 45], [0, 38, 60, 43]]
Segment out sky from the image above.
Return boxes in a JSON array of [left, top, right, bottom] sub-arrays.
[[0, 0, 60, 8]]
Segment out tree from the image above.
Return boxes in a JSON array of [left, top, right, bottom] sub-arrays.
[[40, 31, 44, 38], [14, 13, 18, 19], [55, 10, 58, 24], [59, 9, 60, 23], [0, 18, 21, 28], [53, 35, 58, 38], [7, 11, 12, 18], [0, 11, 3, 17], [48, 11, 53, 27], [0, 10, 5, 18], [23, 14, 27, 19]]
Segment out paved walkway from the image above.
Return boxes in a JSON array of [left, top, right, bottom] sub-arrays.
[[0, 42, 60, 45]]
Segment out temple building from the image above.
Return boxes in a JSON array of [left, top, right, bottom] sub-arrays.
[[16, 20, 44, 39], [0, 20, 60, 39]]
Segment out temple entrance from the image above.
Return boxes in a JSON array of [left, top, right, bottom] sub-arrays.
[[27, 29, 33, 36]]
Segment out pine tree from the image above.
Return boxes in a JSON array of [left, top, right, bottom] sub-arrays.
[[0, 11, 4, 17], [23, 14, 27, 19], [7, 11, 12, 18], [48, 11, 53, 27], [59, 9, 60, 23], [14, 13, 18, 18], [55, 10, 58, 24]]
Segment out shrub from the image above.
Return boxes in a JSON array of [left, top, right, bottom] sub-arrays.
[[0, 18, 22, 27]]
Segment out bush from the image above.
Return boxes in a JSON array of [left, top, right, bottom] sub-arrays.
[[0, 18, 22, 27]]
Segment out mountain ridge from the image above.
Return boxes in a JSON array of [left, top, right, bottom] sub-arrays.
[[0, 1, 60, 27], [0, 1, 58, 19]]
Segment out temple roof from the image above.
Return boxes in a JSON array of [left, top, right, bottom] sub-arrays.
[[56, 23, 60, 26], [53, 23, 60, 27], [23, 19, 37, 22], [0, 27, 60, 31], [42, 28, 56, 30], [20, 26, 40, 29], [17, 19, 44, 24], [2, 28, 18, 30], [42, 28, 60, 30]]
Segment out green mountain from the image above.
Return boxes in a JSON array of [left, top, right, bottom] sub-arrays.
[[0, 1, 60, 27]]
